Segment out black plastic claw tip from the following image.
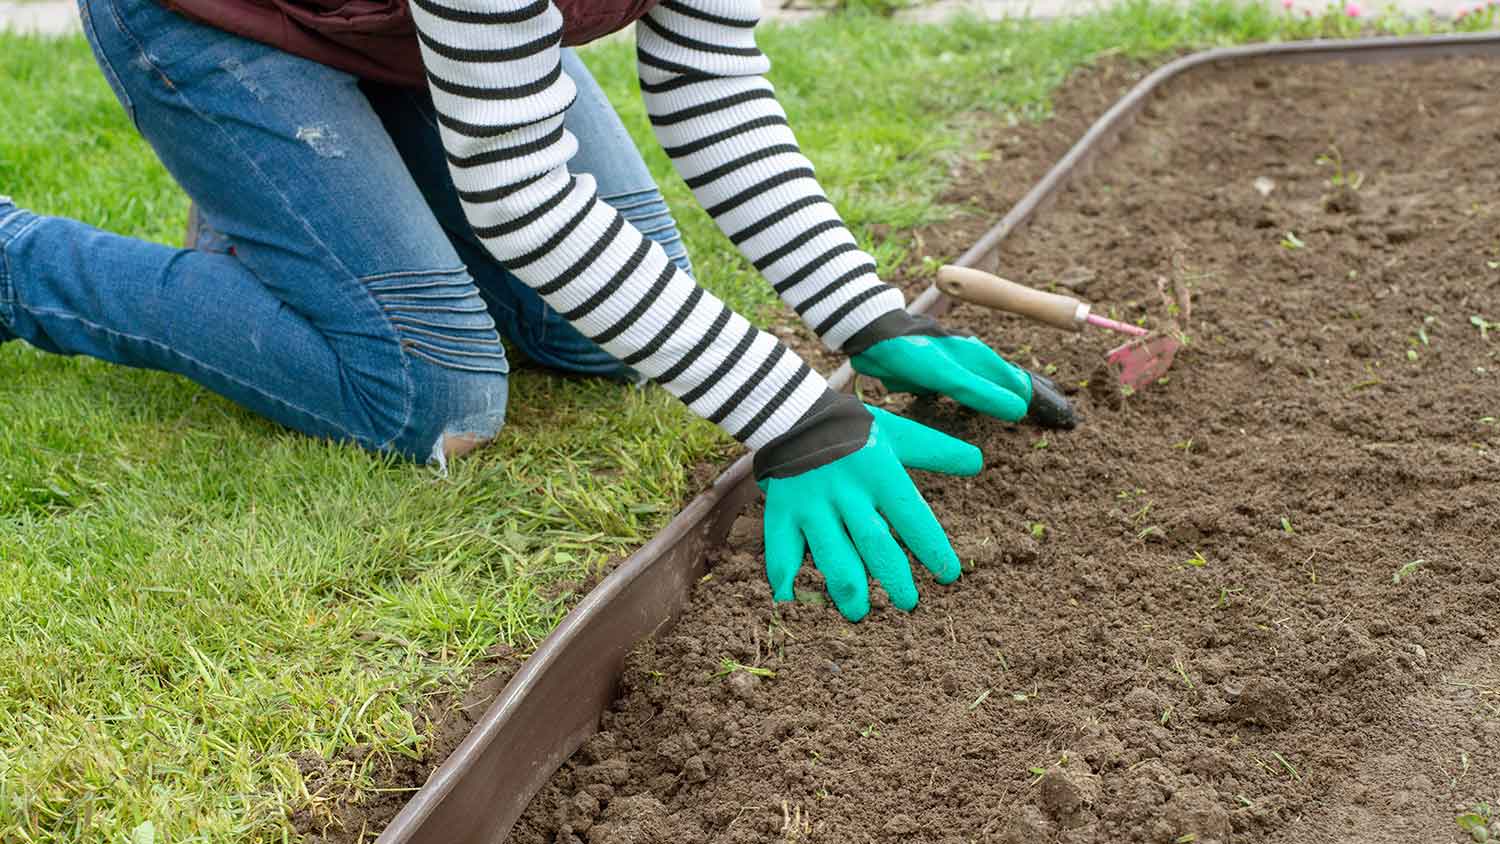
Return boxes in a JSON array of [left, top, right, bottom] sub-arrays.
[[1023, 371, 1077, 430]]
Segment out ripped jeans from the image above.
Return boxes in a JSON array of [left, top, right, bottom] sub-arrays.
[[0, 0, 691, 464]]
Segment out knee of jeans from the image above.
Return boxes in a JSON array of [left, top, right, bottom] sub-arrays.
[[366, 268, 511, 465], [394, 360, 510, 469], [599, 189, 693, 277]]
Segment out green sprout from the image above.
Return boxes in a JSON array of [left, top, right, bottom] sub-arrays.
[[1472, 315, 1496, 340], [1392, 559, 1426, 585], [713, 658, 775, 679], [1315, 145, 1364, 190], [1456, 803, 1492, 843]]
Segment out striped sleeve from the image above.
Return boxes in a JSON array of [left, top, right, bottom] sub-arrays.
[[636, 0, 907, 352], [408, 0, 826, 448]]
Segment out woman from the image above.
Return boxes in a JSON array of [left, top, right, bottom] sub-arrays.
[[0, 0, 1070, 621]]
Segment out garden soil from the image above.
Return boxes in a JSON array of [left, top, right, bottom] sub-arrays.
[[510, 57, 1500, 844], [293, 57, 1156, 844]]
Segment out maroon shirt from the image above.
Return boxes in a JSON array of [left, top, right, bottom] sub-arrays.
[[159, 0, 659, 88]]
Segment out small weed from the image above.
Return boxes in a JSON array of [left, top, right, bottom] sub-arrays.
[[968, 688, 994, 712], [1217, 586, 1244, 608], [1173, 659, 1195, 690], [858, 723, 882, 738], [1315, 145, 1364, 190], [1280, 516, 1295, 535], [714, 658, 775, 679], [1456, 803, 1491, 843], [1280, 231, 1306, 250], [1174, 834, 1199, 844], [1137, 525, 1165, 541], [1173, 438, 1195, 452], [1472, 315, 1497, 340], [780, 800, 811, 841], [1392, 559, 1426, 585], [1026, 521, 1047, 540], [1160, 705, 1174, 726], [793, 588, 827, 607], [1028, 766, 1047, 785], [1034, 435, 1050, 450], [1185, 550, 1208, 568], [1270, 750, 1301, 781]]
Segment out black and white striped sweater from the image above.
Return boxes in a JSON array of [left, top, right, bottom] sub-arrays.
[[410, 0, 906, 448]]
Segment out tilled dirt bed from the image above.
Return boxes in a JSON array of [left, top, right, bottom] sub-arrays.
[[513, 57, 1500, 844]]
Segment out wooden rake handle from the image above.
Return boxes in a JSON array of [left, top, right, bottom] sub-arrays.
[[935, 265, 1087, 332]]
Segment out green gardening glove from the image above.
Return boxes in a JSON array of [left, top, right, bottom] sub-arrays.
[[845, 310, 1076, 429], [755, 391, 981, 622]]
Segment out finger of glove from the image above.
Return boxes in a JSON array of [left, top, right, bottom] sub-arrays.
[[925, 362, 1030, 421], [838, 497, 919, 612], [762, 496, 806, 602], [877, 478, 963, 585], [870, 407, 982, 477], [803, 515, 872, 622], [945, 338, 1033, 403]]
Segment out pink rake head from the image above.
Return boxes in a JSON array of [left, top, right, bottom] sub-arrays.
[[1107, 335, 1182, 391]]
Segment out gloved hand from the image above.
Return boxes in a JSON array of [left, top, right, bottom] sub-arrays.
[[844, 310, 1075, 429], [756, 391, 980, 622]]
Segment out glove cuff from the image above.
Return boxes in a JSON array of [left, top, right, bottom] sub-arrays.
[[839, 309, 966, 357], [752, 389, 872, 481]]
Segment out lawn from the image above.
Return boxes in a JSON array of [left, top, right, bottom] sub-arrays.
[[1, 2, 1492, 841]]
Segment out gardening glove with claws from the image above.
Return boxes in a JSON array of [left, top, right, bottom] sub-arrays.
[[845, 310, 1076, 429], [756, 391, 981, 622]]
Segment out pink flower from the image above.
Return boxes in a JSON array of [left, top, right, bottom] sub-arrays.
[[1281, 0, 1293, 8], [1344, 1, 1362, 16]]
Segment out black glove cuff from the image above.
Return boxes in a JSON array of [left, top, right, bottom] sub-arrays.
[[839, 309, 969, 357], [753, 389, 872, 481]]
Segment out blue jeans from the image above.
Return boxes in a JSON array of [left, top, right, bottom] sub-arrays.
[[0, 0, 690, 463]]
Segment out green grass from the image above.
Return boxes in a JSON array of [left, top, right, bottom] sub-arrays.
[[1, 2, 1494, 841]]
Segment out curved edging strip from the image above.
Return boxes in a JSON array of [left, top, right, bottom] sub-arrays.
[[376, 33, 1500, 844]]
